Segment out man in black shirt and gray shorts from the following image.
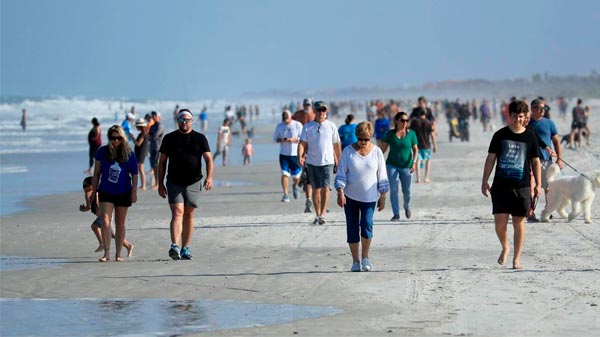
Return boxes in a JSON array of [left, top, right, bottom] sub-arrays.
[[158, 108, 214, 260]]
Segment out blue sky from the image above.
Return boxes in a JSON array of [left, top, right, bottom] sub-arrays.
[[1, 0, 599, 100]]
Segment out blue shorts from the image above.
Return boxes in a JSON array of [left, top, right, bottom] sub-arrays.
[[306, 164, 333, 189], [279, 155, 302, 177], [418, 149, 432, 161]]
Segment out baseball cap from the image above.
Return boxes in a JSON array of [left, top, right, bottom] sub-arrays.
[[151, 110, 161, 116], [126, 112, 135, 120], [282, 109, 291, 118], [303, 98, 313, 107], [314, 101, 328, 111]]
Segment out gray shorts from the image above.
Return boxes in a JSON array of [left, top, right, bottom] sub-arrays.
[[306, 164, 333, 189], [166, 180, 201, 208]]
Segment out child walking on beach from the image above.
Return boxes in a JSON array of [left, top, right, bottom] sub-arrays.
[[79, 177, 134, 256], [242, 138, 253, 166]]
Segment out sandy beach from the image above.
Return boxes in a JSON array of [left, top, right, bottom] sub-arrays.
[[2, 106, 600, 336]]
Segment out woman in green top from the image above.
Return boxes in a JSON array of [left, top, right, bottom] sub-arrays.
[[380, 112, 418, 221]]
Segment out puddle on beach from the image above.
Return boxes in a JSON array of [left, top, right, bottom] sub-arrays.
[[0, 298, 342, 336], [0, 256, 67, 272]]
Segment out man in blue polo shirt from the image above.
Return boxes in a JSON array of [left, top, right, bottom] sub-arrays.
[[528, 98, 563, 220]]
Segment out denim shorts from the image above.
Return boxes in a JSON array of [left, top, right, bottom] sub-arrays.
[[306, 164, 333, 189], [166, 180, 201, 208], [344, 196, 376, 243]]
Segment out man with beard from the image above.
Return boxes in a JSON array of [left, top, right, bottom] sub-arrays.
[[158, 109, 214, 260]]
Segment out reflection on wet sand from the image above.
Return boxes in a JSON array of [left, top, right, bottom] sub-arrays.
[[0, 298, 341, 336]]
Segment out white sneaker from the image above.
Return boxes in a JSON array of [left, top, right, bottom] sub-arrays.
[[281, 194, 290, 202], [361, 258, 372, 271], [351, 261, 361, 272]]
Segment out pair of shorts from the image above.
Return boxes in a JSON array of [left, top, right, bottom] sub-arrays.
[[92, 217, 103, 227], [166, 180, 201, 208], [418, 149, 432, 161], [490, 186, 531, 217], [306, 164, 333, 189], [279, 154, 302, 177], [98, 190, 132, 207], [571, 121, 585, 129]]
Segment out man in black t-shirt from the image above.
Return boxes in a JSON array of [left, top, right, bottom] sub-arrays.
[[409, 96, 435, 122], [158, 109, 214, 260], [481, 100, 541, 270]]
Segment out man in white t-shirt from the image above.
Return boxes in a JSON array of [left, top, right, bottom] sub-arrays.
[[274, 110, 303, 202], [298, 101, 342, 225]]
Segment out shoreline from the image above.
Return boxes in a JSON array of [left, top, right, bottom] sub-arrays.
[[2, 111, 600, 336]]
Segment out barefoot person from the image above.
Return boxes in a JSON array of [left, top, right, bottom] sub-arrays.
[[91, 125, 139, 262], [158, 109, 214, 260], [481, 100, 541, 270], [335, 121, 388, 272], [80, 176, 133, 255]]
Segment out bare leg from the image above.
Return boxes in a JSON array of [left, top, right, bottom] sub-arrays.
[[494, 213, 510, 265], [424, 159, 431, 182], [281, 175, 289, 195], [123, 238, 134, 257], [312, 187, 322, 217], [138, 163, 146, 190], [181, 206, 196, 248], [511, 216, 526, 269], [92, 224, 103, 252], [99, 203, 114, 262], [169, 203, 184, 246], [320, 188, 330, 217], [415, 161, 421, 183], [361, 237, 372, 259], [349, 242, 360, 263], [113, 206, 129, 261]]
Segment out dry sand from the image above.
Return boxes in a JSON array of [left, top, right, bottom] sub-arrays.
[[2, 105, 600, 336]]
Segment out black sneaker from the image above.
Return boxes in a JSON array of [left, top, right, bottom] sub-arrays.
[[405, 208, 412, 219], [169, 244, 181, 260], [527, 215, 539, 223]]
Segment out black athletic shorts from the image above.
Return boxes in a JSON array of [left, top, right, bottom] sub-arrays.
[[98, 190, 132, 208], [490, 186, 531, 217]]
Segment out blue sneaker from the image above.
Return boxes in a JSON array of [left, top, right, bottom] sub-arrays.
[[292, 185, 299, 199], [351, 261, 361, 272], [169, 244, 181, 260], [180, 246, 192, 260], [281, 194, 290, 202]]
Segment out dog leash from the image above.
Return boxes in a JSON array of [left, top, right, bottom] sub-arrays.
[[556, 158, 593, 183]]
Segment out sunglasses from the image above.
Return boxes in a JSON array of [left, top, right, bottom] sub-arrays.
[[178, 118, 192, 124], [317, 108, 327, 113], [358, 138, 370, 142], [109, 135, 123, 141], [399, 119, 409, 123]]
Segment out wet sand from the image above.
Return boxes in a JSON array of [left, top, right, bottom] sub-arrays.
[[2, 108, 600, 336]]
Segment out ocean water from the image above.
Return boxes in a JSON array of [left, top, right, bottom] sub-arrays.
[[0, 97, 283, 216]]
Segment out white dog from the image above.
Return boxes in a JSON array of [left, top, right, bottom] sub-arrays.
[[540, 164, 600, 223]]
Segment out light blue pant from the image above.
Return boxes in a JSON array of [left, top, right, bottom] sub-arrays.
[[386, 164, 412, 216]]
